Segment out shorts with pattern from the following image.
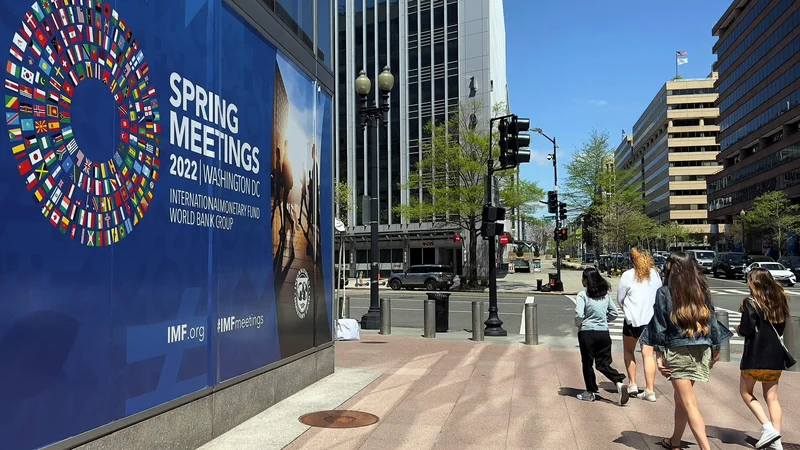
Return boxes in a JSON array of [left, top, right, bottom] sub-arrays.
[[664, 345, 711, 382], [742, 369, 782, 383]]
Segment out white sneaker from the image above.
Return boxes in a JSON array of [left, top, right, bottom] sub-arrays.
[[757, 424, 781, 449], [577, 391, 595, 401], [627, 383, 639, 395], [769, 439, 783, 450], [616, 382, 629, 406], [636, 390, 657, 402]]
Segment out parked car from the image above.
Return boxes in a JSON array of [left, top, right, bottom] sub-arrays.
[[653, 255, 666, 273], [512, 260, 531, 273], [744, 261, 796, 286], [778, 255, 800, 279], [583, 253, 596, 264], [687, 250, 715, 273], [712, 252, 747, 279], [388, 264, 454, 291]]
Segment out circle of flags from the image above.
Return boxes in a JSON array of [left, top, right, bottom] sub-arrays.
[[4, 0, 161, 247]]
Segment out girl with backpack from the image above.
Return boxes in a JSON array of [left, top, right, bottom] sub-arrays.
[[737, 267, 796, 450]]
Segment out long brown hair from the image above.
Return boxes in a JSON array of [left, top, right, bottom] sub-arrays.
[[744, 267, 790, 324], [631, 247, 654, 283], [664, 252, 711, 338]]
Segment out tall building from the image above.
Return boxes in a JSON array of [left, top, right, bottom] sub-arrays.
[[615, 75, 722, 244], [707, 0, 800, 231], [335, 0, 508, 275]]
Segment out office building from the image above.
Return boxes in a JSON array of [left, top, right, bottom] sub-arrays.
[[707, 0, 800, 232], [615, 75, 722, 244], [335, 0, 509, 275]]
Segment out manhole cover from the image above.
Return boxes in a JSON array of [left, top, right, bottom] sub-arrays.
[[299, 410, 379, 428]]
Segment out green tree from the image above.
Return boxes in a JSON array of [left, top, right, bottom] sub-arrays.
[[395, 99, 542, 285], [657, 221, 689, 250], [743, 191, 800, 256], [594, 202, 655, 252], [562, 130, 644, 254], [334, 181, 354, 225]]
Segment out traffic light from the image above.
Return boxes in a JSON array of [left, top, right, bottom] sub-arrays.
[[480, 205, 506, 239], [498, 115, 531, 168], [559, 202, 567, 221], [554, 227, 568, 242], [547, 191, 558, 214]]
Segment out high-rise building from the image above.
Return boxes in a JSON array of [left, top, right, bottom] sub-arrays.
[[335, 0, 508, 275], [707, 0, 800, 231], [615, 75, 722, 244]]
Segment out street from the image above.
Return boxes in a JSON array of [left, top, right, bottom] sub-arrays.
[[346, 274, 800, 347]]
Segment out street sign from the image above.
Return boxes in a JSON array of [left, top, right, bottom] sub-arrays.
[[499, 235, 509, 245]]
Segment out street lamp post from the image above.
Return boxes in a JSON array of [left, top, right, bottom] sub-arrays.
[[532, 128, 563, 291], [740, 209, 747, 254], [355, 67, 395, 330]]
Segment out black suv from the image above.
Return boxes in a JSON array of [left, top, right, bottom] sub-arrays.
[[779, 255, 800, 278], [712, 252, 747, 279]]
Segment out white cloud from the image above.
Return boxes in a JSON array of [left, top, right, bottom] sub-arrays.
[[530, 149, 551, 166], [573, 98, 609, 107]]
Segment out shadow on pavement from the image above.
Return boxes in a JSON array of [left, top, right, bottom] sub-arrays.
[[613, 431, 691, 449], [557, 386, 617, 405]]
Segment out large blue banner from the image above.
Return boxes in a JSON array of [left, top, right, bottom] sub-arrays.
[[0, 1, 332, 448]]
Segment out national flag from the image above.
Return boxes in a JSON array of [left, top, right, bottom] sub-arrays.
[[34, 88, 46, 101], [5, 79, 19, 92], [19, 103, 32, 114], [35, 29, 47, 46], [44, 150, 56, 166], [48, 120, 60, 131], [25, 172, 37, 190], [49, 210, 62, 227], [31, 2, 45, 21], [20, 67, 34, 84], [24, 135, 37, 149], [19, 22, 33, 41], [29, 40, 42, 58], [35, 120, 47, 133], [676, 51, 688, 57], [29, 148, 43, 165], [40, 135, 50, 150], [48, 91, 59, 103], [6, 61, 20, 77], [676, 50, 688, 65], [12, 142, 26, 155], [62, 126, 73, 140], [38, 58, 52, 76], [6, 112, 19, 126], [19, 85, 33, 99], [34, 72, 47, 87], [47, 104, 58, 117], [21, 118, 34, 131], [51, 36, 63, 53], [59, 111, 70, 123], [677, 57, 689, 66], [9, 46, 24, 62], [33, 105, 46, 117], [18, 159, 32, 176], [12, 32, 28, 52], [67, 139, 78, 154], [9, 128, 22, 140]]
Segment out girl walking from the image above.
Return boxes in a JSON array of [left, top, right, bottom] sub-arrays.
[[646, 252, 733, 450], [574, 267, 629, 405], [737, 268, 795, 449], [617, 248, 661, 401]]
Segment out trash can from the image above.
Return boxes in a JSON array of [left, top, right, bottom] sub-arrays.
[[427, 292, 450, 332], [548, 273, 557, 288], [536, 279, 543, 291]]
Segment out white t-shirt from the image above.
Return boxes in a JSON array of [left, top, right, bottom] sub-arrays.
[[617, 268, 662, 327]]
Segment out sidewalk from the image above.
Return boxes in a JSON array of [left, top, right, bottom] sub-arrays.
[[202, 334, 800, 450]]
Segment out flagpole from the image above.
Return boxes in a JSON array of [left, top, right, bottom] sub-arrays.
[[675, 53, 678, 79]]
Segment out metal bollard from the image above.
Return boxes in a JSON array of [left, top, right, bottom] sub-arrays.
[[424, 299, 436, 338], [338, 296, 350, 319], [472, 301, 484, 341], [785, 315, 800, 373], [525, 303, 538, 345], [715, 310, 731, 362], [380, 298, 391, 335]]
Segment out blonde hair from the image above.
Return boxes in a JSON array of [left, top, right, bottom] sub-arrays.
[[630, 248, 654, 283], [666, 252, 711, 338]]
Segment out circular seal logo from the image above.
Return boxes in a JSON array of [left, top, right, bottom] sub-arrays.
[[294, 268, 310, 319], [4, 1, 160, 247]]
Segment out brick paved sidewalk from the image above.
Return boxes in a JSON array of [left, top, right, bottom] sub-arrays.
[[287, 336, 800, 450]]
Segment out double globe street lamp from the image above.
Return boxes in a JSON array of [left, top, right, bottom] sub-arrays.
[[355, 66, 395, 330]]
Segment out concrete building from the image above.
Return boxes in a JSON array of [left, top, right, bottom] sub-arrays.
[[615, 75, 723, 244], [335, 0, 509, 276], [707, 0, 800, 241]]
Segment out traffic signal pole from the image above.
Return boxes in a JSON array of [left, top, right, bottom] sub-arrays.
[[485, 158, 504, 336], [552, 136, 564, 292]]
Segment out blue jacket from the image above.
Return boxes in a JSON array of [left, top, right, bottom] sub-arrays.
[[645, 286, 733, 351], [575, 291, 618, 332]]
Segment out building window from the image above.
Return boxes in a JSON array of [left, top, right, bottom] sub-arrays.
[[447, 2, 457, 26], [275, 0, 315, 50], [317, 0, 332, 67]]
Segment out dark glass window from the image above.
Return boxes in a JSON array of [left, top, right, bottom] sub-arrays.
[[408, 48, 418, 71], [408, 12, 417, 35], [421, 44, 431, 68], [434, 42, 444, 65], [421, 8, 430, 32], [410, 118, 419, 140], [422, 81, 432, 103], [409, 82, 419, 104], [447, 3, 457, 25], [275, 0, 315, 49], [435, 78, 445, 100], [434, 6, 444, 29], [317, 0, 332, 67], [448, 75, 458, 98], [447, 39, 457, 62]]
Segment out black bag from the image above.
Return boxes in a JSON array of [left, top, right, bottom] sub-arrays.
[[769, 321, 797, 370]]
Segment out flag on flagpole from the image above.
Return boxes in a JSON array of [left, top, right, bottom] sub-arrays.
[[676, 50, 689, 65]]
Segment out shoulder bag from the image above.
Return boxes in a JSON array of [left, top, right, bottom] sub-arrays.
[[768, 321, 796, 370]]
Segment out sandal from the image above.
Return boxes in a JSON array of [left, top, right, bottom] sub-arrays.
[[660, 437, 680, 449]]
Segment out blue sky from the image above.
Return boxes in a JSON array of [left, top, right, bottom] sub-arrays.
[[504, 0, 731, 214]]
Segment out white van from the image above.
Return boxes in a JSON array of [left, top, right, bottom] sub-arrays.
[[687, 250, 716, 273]]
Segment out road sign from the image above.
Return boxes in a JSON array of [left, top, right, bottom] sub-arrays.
[[499, 235, 509, 245]]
